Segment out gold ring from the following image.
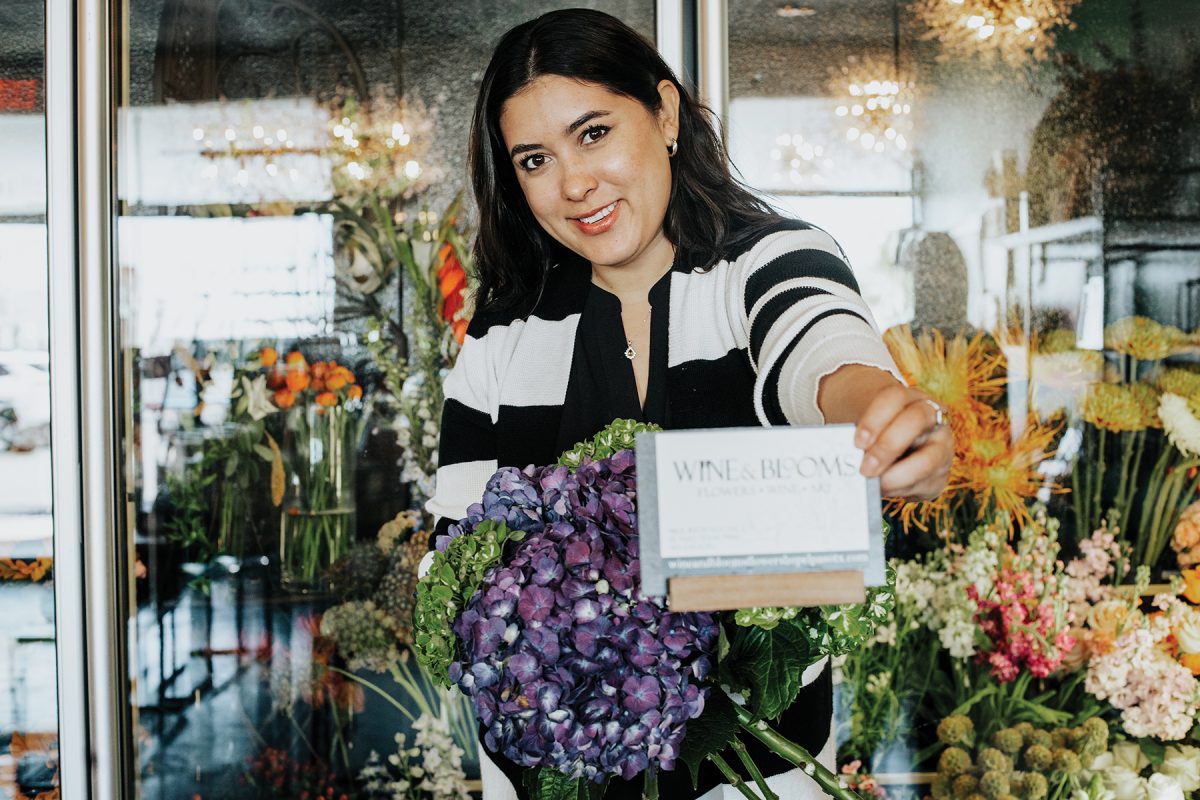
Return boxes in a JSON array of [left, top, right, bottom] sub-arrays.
[[923, 398, 945, 428]]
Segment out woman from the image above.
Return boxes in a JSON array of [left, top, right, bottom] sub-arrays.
[[427, 8, 953, 799]]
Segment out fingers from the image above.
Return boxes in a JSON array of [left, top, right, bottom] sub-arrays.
[[854, 384, 915, 451], [859, 391, 940, 478], [879, 426, 953, 500]]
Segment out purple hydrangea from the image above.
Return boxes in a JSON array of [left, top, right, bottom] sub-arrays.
[[448, 451, 718, 783]]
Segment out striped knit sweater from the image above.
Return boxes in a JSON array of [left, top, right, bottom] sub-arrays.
[[426, 218, 900, 799]]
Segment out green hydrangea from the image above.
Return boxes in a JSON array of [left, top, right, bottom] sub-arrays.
[[991, 728, 1023, 756], [979, 771, 1009, 800], [952, 773, 979, 799], [1023, 744, 1053, 772], [1080, 717, 1109, 753], [939, 746, 972, 777], [931, 774, 951, 799], [734, 605, 801, 630], [1014, 722, 1035, 743], [412, 519, 525, 687], [558, 418, 661, 468], [1051, 748, 1081, 776], [1023, 772, 1048, 800], [977, 747, 1012, 774], [1027, 729, 1053, 751], [938, 715, 975, 746]]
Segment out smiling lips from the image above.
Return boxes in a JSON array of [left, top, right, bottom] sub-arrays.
[[571, 200, 620, 235]]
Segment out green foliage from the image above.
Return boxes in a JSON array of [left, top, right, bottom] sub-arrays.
[[721, 616, 820, 720], [522, 769, 607, 800], [678, 690, 740, 789], [412, 519, 527, 687], [557, 418, 662, 468]]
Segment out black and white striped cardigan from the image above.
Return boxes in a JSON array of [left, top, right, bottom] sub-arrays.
[[428, 218, 899, 526], [425, 218, 901, 798]]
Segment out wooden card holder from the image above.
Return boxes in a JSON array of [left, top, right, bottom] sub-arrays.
[[667, 570, 866, 612]]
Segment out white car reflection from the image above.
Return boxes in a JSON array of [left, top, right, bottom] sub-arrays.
[[0, 350, 51, 450]]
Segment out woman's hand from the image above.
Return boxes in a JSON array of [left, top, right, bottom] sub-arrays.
[[818, 364, 953, 502], [854, 383, 953, 501]]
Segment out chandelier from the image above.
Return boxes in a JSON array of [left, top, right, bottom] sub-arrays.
[[769, 131, 834, 186], [193, 88, 434, 202], [910, 0, 1081, 67], [830, 55, 914, 154]]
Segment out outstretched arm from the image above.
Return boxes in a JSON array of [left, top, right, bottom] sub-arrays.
[[818, 363, 951, 501]]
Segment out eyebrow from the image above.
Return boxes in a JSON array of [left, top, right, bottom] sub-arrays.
[[508, 110, 612, 160]]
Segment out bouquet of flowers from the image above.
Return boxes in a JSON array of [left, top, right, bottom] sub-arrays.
[[414, 419, 893, 799]]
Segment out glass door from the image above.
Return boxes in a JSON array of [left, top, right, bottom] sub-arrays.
[[0, 4, 61, 799], [111, 3, 661, 798]]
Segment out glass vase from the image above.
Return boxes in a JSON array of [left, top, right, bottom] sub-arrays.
[[279, 403, 357, 593]]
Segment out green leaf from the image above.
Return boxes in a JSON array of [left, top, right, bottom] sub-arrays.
[[679, 689, 740, 789], [1139, 737, 1166, 767], [723, 617, 819, 720], [523, 767, 589, 800], [253, 444, 275, 463], [224, 453, 239, 477]]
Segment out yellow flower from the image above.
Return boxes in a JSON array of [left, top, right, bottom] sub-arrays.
[[1104, 316, 1182, 361], [883, 325, 1005, 419], [1157, 368, 1200, 399], [1037, 328, 1077, 354], [1082, 383, 1149, 433]]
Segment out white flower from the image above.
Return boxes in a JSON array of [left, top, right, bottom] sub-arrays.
[[1161, 393, 1200, 457], [1098, 762, 1148, 800], [1146, 774, 1184, 800], [1160, 745, 1200, 793], [1174, 608, 1200, 654], [240, 374, 278, 421], [1112, 743, 1151, 773]]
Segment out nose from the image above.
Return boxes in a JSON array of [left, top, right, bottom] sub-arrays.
[[559, 154, 597, 203]]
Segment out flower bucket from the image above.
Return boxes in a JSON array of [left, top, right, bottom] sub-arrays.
[[279, 403, 357, 593]]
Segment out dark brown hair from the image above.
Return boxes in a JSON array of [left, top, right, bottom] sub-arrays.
[[469, 8, 782, 314]]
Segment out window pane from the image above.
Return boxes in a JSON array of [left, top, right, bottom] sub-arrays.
[[730, 0, 1200, 794], [115, 3, 655, 798], [0, 2, 59, 798]]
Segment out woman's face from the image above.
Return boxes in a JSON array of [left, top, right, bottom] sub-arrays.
[[499, 75, 679, 274]]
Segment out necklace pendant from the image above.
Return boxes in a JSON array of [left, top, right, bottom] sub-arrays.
[[624, 341, 637, 360]]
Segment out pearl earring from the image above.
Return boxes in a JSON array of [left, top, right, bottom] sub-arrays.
[[666, 138, 678, 157]]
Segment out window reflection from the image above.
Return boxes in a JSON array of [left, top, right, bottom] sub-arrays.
[[0, 5, 58, 799], [118, 2, 657, 797]]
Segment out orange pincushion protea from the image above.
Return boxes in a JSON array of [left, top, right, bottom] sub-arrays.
[[883, 326, 1005, 429], [886, 407, 1060, 535], [259, 346, 278, 367]]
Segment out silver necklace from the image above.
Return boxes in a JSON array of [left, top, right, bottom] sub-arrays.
[[624, 307, 651, 360]]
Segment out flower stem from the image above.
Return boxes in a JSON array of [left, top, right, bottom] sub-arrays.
[[731, 738, 779, 800], [733, 705, 864, 800], [642, 769, 659, 800], [708, 752, 764, 800]]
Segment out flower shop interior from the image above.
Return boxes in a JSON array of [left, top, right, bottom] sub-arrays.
[[3, 0, 1200, 798]]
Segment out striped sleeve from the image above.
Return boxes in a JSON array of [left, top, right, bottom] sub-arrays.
[[424, 319, 501, 525], [735, 227, 901, 426]]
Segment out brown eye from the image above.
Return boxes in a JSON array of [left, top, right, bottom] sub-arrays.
[[519, 153, 548, 172], [581, 125, 610, 144]]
